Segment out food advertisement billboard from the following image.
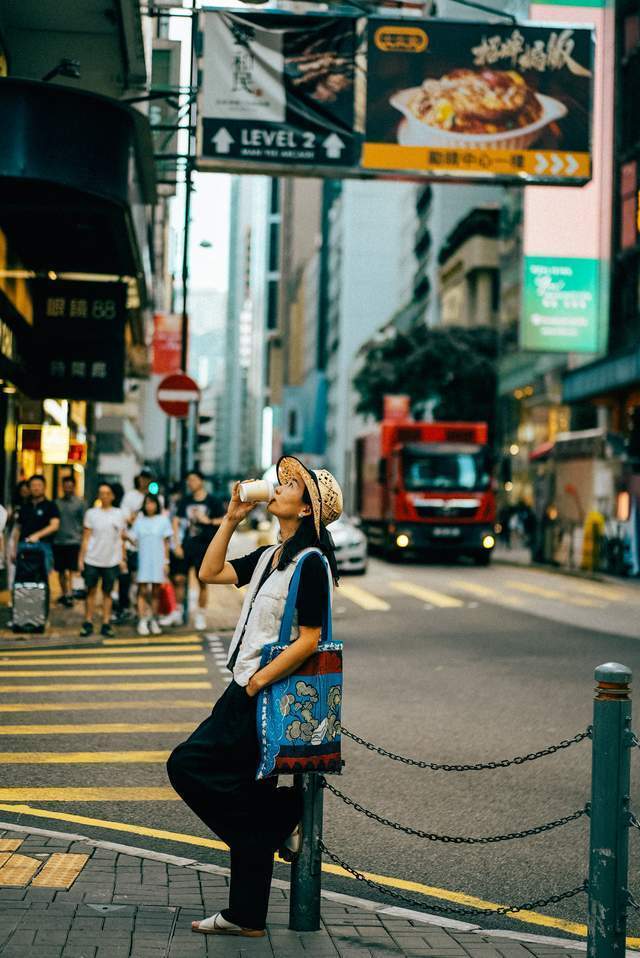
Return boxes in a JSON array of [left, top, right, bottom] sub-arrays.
[[198, 10, 359, 173], [363, 18, 594, 183]]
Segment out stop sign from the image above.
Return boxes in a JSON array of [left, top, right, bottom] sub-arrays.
[[157, 373, 200, 418]]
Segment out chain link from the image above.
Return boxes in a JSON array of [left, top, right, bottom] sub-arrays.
[[319, 840, 587, 918], [322, 779, 587, 844], [628, 891, 640, 913], [631, 734, 640, 750], [340, 726, 592, 772]]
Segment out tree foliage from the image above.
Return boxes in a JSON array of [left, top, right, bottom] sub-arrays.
[[353, 325, 498, 427]]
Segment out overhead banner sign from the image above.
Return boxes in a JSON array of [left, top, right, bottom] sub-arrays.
[[198, 11, 359, 172], [521, 256, 600, 352], [363, 18, 593, 183], [197, 10, 595, 186]]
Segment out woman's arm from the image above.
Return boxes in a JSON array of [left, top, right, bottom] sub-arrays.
[[246, 626, 321, 697], [198, 482, 256, 585]]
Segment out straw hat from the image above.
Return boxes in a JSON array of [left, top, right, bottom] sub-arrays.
[[276, 456, 343, 538]]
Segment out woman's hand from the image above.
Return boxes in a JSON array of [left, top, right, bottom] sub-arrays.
[[246, 673, 262, 698], [226, 481, 258, 525]]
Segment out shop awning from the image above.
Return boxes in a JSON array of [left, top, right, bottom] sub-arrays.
[[562, 345, 640, 403], [0, 78, 156, 295]]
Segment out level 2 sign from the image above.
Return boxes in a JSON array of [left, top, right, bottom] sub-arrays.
[[202, 119, 351, 166]]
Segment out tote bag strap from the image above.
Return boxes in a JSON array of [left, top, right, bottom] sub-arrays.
[[277, 549, 332, 646]]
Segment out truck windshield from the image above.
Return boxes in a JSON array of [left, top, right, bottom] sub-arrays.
[[402, 450, 490, 492]]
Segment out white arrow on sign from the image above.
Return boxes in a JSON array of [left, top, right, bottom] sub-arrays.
[[565, 154, 578, 175], [323, 133, 345, 160], [550, 154, 564, 175], [212, 128, 234, 154], [534, 153, 548, 175]]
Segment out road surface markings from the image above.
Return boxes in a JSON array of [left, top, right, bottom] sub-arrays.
[[505, 580, 606, 608], [2, 804, 632, 944], [0, 680, 212, 693], [31, 852, 89, 888], [0, 654, 205, 667], [0, 700, 212, 713], [0, 751, 171, 764], [450, 580, 526, 608], [103, 635, 200, 645], [0, 788, 178, 801], [0, 722, 194, 736], [391, 581, 464, 608], [338, 583, 390, 611], [0, 667, 209, 677], [561, 579, 630, 602], [0, 644, 202, 657], [0, 852, 41, 886], [0, 839, 22, 851], [206, 634, 233, 684]]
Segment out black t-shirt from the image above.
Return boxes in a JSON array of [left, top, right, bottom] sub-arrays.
[[230, 547, 328, 628], [18, 499, 60, 542], [178, 493, 226, 547]]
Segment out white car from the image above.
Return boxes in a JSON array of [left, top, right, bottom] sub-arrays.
[[328, 515, 368, 575]]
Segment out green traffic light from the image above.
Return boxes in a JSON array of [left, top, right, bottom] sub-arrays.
[[149, 481, 159, 495]]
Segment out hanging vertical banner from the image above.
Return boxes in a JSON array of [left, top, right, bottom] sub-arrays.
[[198, 10, 359, 172]]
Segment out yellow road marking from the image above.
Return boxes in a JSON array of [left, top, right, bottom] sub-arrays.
[[505, 580, 605, 608], [338, 583, 390, 611], [0, 723, 193, 735], [0, 700, 212, 713], [0, 839, 22, 851], [0, 789, 178, 801], [31, 853, 89, 888], [391, 581, 464, 608], [103, 635, 200, 645], [0, 681, 212, 693], [450, 580, 525, 608], [0, 668, 208, 677], [0, 654, 205, 667], [0, 751, 171, 764], [562, 580, 629, 602], [0, 852, 41, 886], [0, 645, 202, 657], [1, 803, 635, 945]]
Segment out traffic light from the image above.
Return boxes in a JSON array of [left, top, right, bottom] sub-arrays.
[[148, 481, 160, 495]]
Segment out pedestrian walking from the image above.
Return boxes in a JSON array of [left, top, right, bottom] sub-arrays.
[[78, 482, 126, 638], [54, 473, 85, 607], [5, 480, 29, 589], [171, 470, 225, 631], [129, 493, 172, 636], [10, 474, 60, 577], [118, 470, 159, 623], [167, 456, 342, 938]]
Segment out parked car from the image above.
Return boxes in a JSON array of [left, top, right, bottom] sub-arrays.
[[328, 515, 368, 575]]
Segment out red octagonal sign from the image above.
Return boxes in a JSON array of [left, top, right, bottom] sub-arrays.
[[157, 373, 200, 418]]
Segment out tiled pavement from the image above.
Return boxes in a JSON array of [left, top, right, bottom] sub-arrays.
[[0, 825, 590, 958]]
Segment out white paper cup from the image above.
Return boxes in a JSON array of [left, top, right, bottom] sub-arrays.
[[239, 479, 275, 503]]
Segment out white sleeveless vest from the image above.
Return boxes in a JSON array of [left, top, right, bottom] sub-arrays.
[[226, 545, 331, 687]]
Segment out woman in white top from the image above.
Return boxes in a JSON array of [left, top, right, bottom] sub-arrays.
[[129, 494, 172, 636]]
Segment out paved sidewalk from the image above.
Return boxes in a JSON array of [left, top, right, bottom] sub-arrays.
[[0, 822, 591, 958], [493, 545, 640, 587]]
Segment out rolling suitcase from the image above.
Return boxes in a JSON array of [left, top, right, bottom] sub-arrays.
[[12, 543, 49, 633]]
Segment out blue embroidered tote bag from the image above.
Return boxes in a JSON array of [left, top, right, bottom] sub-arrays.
[[256, 549, 342, 780]]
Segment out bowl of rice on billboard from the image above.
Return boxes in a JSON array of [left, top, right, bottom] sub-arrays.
[[390, 68, 567, 151]]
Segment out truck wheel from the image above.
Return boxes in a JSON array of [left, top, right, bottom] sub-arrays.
[[473, 551, 492, 567]]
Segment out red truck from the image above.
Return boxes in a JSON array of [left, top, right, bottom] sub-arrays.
[[354, 419, 496, 564]]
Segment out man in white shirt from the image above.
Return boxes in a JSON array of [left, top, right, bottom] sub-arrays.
[[78, 483, 126, 638]]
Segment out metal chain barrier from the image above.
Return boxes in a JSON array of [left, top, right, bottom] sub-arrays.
[[340, 725, 592, 772], [322, 778, 588, 844], [319, 839, 587, 918]]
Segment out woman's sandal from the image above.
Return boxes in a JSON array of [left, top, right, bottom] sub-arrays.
[[278, 822, 302, 863], [191, 912, 265, 937]]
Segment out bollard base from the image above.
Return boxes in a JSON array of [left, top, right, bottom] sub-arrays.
[[289, 773, 324, 932]]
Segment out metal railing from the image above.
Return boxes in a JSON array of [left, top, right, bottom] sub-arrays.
[[288, 662, 636, 958]]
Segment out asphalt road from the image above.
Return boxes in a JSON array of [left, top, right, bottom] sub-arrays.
[[0, 556, 639, 942]]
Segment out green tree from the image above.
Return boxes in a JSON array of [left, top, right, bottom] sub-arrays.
[[353, 325, 498, 428]]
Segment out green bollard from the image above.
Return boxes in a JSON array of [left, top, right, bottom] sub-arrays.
[[289, 773, 324, 931], [587, 663, 632, 958]]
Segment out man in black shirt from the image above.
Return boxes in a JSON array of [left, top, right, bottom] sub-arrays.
[[172, 470, 226, 630], [11, 474, 60, 576]]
